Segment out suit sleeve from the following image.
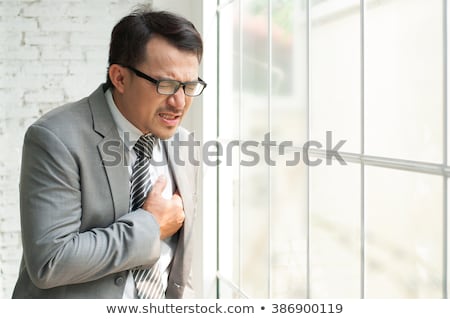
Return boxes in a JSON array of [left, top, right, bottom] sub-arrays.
[[19, 124, 160, 289]]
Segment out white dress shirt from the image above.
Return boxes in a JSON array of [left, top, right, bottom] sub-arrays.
[[105, 89, 177, 298]]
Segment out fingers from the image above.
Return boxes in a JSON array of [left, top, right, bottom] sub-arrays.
[[171, 189, 182, 206], [171, 193, 183, 208], [142, 181, 185, 239]]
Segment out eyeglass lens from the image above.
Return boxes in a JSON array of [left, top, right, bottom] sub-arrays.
[[157, 80, 204, 96]]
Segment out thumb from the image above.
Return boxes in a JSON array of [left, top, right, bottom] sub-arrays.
[[151, 175, 167, 195]]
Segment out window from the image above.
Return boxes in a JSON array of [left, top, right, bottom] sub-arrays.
[[214, 0, 448, 298]]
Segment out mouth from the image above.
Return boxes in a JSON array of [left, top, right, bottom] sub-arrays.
[[159, 112, 182, 127]]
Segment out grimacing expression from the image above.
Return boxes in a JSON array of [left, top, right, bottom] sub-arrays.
[[114, 35, 200, 140]]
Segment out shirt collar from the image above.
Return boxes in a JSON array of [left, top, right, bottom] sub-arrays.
[[105, 88, 160, 151]]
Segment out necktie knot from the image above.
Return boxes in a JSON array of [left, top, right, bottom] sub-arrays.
[[134, 134, 156, 160]]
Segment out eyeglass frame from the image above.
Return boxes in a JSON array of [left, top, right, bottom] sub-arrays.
[[123, 65, 207, 97]]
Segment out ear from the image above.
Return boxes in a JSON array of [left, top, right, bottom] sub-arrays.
[[108, 64, 127, 94]]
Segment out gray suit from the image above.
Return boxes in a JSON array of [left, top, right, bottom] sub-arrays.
[[12, 84, 199, 298]]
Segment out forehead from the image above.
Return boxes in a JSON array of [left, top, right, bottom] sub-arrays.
[[141, 35, 199, 80]]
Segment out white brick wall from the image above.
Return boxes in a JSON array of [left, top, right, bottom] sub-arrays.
[[0, 0, 154, 298]]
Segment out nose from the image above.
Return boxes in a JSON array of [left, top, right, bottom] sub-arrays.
[[167, 86, 186, 110]]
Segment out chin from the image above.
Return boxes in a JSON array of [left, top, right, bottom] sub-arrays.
[[153, 127, 178, 140]]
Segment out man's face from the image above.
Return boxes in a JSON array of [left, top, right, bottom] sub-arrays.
[[117, 35, 200, 140]]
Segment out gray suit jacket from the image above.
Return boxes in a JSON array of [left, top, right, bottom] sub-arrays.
[[12, 84, 199, 298]]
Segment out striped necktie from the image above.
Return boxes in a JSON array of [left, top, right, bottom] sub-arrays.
[[130, 134, 165, 299]]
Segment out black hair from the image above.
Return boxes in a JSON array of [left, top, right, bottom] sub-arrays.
[[106, 7, 203, 88]]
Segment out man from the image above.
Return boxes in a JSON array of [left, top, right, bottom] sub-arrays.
[[12, 8, 205, 298]]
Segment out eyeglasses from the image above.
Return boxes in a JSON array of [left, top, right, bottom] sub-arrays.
[[125, 66, 207, 97]]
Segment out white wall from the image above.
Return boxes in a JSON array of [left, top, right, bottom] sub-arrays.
[[0, 0, 210, 298]]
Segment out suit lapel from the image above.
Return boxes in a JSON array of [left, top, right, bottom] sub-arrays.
[[88, 85, 195, 245], [97, 137, 130, 219], [89, 85, 130, 220], [163, 136, 194, 233], [163, 134, 197, 294]]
